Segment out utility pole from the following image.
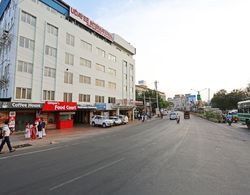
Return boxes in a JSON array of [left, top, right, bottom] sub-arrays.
[[143, 92, 146, 113], [155, 81, 159, 114]]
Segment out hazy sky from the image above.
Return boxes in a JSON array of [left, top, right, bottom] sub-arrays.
[[66, 0, 250, 100]]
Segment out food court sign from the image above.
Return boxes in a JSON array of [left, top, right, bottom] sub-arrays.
[[69, 7, 113, 42], [42, 101, 77, 112]]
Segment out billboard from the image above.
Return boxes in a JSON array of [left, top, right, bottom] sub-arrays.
[[188, 95, 196, 105]]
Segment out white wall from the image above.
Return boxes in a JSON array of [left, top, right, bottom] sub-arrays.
[[11, 0, 136, 104]]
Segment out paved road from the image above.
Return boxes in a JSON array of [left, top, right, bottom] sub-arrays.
[[1, 113, 250, 195]]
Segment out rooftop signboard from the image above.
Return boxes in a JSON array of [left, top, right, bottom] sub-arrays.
[[69, 7, 113, 42]]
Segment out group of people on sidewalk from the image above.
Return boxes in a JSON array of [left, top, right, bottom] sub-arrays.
[[24, 119, 46, 140]]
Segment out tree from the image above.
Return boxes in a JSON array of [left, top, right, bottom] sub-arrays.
[[211, 89, 248, 111]]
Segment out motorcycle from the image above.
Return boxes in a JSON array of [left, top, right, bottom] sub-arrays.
[[227, 118, 232, 126]]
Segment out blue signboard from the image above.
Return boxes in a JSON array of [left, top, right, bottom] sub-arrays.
[[188, 95, 196, 104], [39, 0, 68, 15], [95, 103, 106, 110], [0, 0, 11, 20]]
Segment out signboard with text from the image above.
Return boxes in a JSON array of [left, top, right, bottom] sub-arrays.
[[42, 101, 77, 112], [0, 102, 42, 109], [69, 7, 113, 42]]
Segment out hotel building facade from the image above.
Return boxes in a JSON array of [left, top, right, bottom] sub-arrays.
[[0, 0, 136, 130]]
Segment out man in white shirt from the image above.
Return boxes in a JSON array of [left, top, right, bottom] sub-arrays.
[[0, 120, 15, 153]]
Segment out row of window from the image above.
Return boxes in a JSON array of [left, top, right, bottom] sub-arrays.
[[16, 87, 116, 103], [17, 57, 116, 77], [21, 10, 118, 63], [16, 61, 117, 89], [64, 72, 116, 89]]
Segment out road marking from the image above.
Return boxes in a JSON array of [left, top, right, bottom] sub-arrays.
[[0, 146, 62, 160], [49, 158, 125, 191]]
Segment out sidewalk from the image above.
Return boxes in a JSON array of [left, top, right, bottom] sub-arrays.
[[1, 119, 151, 153]]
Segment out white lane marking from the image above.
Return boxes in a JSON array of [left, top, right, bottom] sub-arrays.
[[0, 147, 62, 160], [50, 158, 125, 191]]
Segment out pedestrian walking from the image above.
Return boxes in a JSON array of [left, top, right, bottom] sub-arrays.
[[35, 120, 39, 137], [41, 119, 46, 137], [37, 122, 43, 139], [0, 120, 15, 153], [30, 123, 36, 140], [24, 122, 31, 139]]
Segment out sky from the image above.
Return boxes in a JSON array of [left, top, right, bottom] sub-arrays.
[[66, 0, 250, 101]]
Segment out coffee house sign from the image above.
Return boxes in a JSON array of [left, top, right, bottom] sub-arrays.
[[0, 102, 42, 109]]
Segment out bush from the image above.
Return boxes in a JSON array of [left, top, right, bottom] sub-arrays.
[[203, 110, 223, 123]]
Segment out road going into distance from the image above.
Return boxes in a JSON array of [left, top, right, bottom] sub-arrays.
[[1, 113, 250, 195]]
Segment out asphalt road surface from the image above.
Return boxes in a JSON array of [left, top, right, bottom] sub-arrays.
[[1, 113, 250, 195]]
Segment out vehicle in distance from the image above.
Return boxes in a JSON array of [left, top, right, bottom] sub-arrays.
[[91, 115, 113, 128], [237, 100, 250, 129], [109, 116, 123, 125], [169, 112, 178, 120], [184, 111, 190, 119], [118, 115, 129, 124]]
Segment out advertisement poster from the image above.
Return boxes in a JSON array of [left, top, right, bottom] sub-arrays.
[[8, 111, 16, 130]]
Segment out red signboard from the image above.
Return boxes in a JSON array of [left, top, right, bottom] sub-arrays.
[[69, 7, 113, 42], [42, 101, 77, 112]]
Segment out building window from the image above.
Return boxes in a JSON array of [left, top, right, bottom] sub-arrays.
[[108, 54, 116, 62], [130, 64, 134, 71], [79, 94, 90, 102], [21, 11, 36, 26], [81, 40, 92, 51], [44, 67, 56, 78], [95, 95, 104, 103], [19, 36, 35, 50], [16, 87, 31, 99], [80, 58, 91, 68], [17, 60, 33, 73], [108, 97, 116, 104], [45, 45, 57, 57], [63, 93, 72, 102], [79, 75, 91, 84], [95, 79, 105, 87], [97, 47, 105, 58], [66, 33, 75, 46], [124, 73, 127, 80], [96, 64, 105, 72], [47, 23, 58, 36], [108, 82, 116, 90], [107, 68, 116, 76], [65, 52, 74, 65], [43, 90, 55, 100], [64, 71, 73, 84]]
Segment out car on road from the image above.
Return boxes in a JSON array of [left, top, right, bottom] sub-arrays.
[[169, 112, 178, 120], [109, 116, 123, 126], [118, 115, 129, 124], [91, 115, 113, 128]]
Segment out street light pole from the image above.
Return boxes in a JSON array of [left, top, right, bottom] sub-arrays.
[[155, 81, 159, 114]]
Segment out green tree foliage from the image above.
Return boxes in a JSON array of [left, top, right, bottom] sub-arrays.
[[211, 89, 248, 111], [135, 89, 171, 111]]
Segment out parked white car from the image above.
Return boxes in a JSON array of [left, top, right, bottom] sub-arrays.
[[91, 115, 113, 128], [118, 115, 129, 124], [109, 116, 123, 125]]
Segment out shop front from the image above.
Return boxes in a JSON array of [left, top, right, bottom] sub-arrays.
[[74, 104, 96, 125], [42, 101, 77, 129], [0, 102, 43, 131]]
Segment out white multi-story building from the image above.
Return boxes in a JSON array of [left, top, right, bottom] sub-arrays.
[[0, 0, 136, 130]]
